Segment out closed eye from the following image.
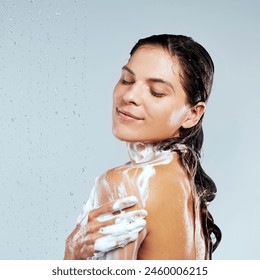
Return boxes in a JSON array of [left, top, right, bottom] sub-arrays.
[[121, 79, 134, 85], [149, 90, 165, 98]]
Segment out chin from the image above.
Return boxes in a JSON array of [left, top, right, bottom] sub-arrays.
[[113, 130, 136, 142], [112, 128, 159, 144], [112, 128, 140, 142]]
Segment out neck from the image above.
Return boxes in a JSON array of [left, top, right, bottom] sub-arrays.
[[126, 142, 170, 164]]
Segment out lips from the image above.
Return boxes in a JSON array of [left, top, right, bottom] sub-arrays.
[[116, 108, 144, 121]]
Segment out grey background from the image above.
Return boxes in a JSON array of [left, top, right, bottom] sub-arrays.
[[1, 0, 259, 259]]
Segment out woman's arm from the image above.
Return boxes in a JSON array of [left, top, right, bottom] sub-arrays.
[[93, 167, 148, 260], [64, 196, 147, 259], [94, 163, 198, 259]]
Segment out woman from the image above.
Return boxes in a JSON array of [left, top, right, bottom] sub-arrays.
[[64, 34, 221, 260]]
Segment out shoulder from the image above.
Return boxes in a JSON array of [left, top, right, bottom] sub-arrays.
[[101, 164, 141, 185], [96, 164, 144, 204]]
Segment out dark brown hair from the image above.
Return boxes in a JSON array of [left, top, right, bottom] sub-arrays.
[[130, 34, 221, 259]]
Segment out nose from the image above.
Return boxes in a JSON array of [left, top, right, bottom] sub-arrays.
[[122, 83, 142, 106]]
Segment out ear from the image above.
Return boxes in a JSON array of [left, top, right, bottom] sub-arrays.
[[182, 102, 206, 129]]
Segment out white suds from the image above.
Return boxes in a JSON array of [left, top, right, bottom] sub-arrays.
[[76, 142, 174, 259]]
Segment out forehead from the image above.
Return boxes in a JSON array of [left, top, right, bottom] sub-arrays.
[[126, 46, 181, 79]]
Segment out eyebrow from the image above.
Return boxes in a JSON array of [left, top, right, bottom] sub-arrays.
[[122, 65, 135, 76], [147, 78, 175, 92], [122, 65, 175, 92]]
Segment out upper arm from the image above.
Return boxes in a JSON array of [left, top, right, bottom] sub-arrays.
[[97, 166, 143, 207], [138, 167, 196, 260], [95, 166, 146, 260]]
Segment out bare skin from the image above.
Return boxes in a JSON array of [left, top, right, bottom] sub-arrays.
[[64, 45, 207, 259], [137, 155, 205, 259], [64, 197, 147, 260], [92, 150, 206, 260], [108, 46, 206, 259]]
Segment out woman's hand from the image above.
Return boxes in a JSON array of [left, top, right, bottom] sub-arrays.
[[64, 196, 147, 260]]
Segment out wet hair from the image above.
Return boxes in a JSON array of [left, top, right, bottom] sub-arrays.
[[130, 34, 221, 259]]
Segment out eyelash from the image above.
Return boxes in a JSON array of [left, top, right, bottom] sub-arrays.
[[121, 79, 133, 85], [149, 90, 165, 98], [121, 79, 165, 98]]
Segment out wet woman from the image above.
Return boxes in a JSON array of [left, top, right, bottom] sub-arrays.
[[64, 34, 221, 260]]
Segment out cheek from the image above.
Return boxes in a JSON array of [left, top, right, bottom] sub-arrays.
[[168, 106, 189, 128]]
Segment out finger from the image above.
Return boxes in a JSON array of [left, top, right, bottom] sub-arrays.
[[78, 209, 147, 236], [92, 196, 138, 222], [114, 231, 139, 249], [94, 230, 140, 253], [99, 218, 146, 236], [112, 196, 138, 211], [79, 243, 95, 260], [72, 226, 104, 248], [114, 209, 147, 224], [90, 209, 147, 232]]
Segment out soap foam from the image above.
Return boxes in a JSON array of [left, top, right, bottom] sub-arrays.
[[76, 142, 174, 259]]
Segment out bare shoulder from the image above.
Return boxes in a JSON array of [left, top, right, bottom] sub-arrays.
[[102, 164, 142, 186], [96, 164, 144, 205]]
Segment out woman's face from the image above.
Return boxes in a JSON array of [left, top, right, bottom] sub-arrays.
[[112, 45, 190, 143]]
